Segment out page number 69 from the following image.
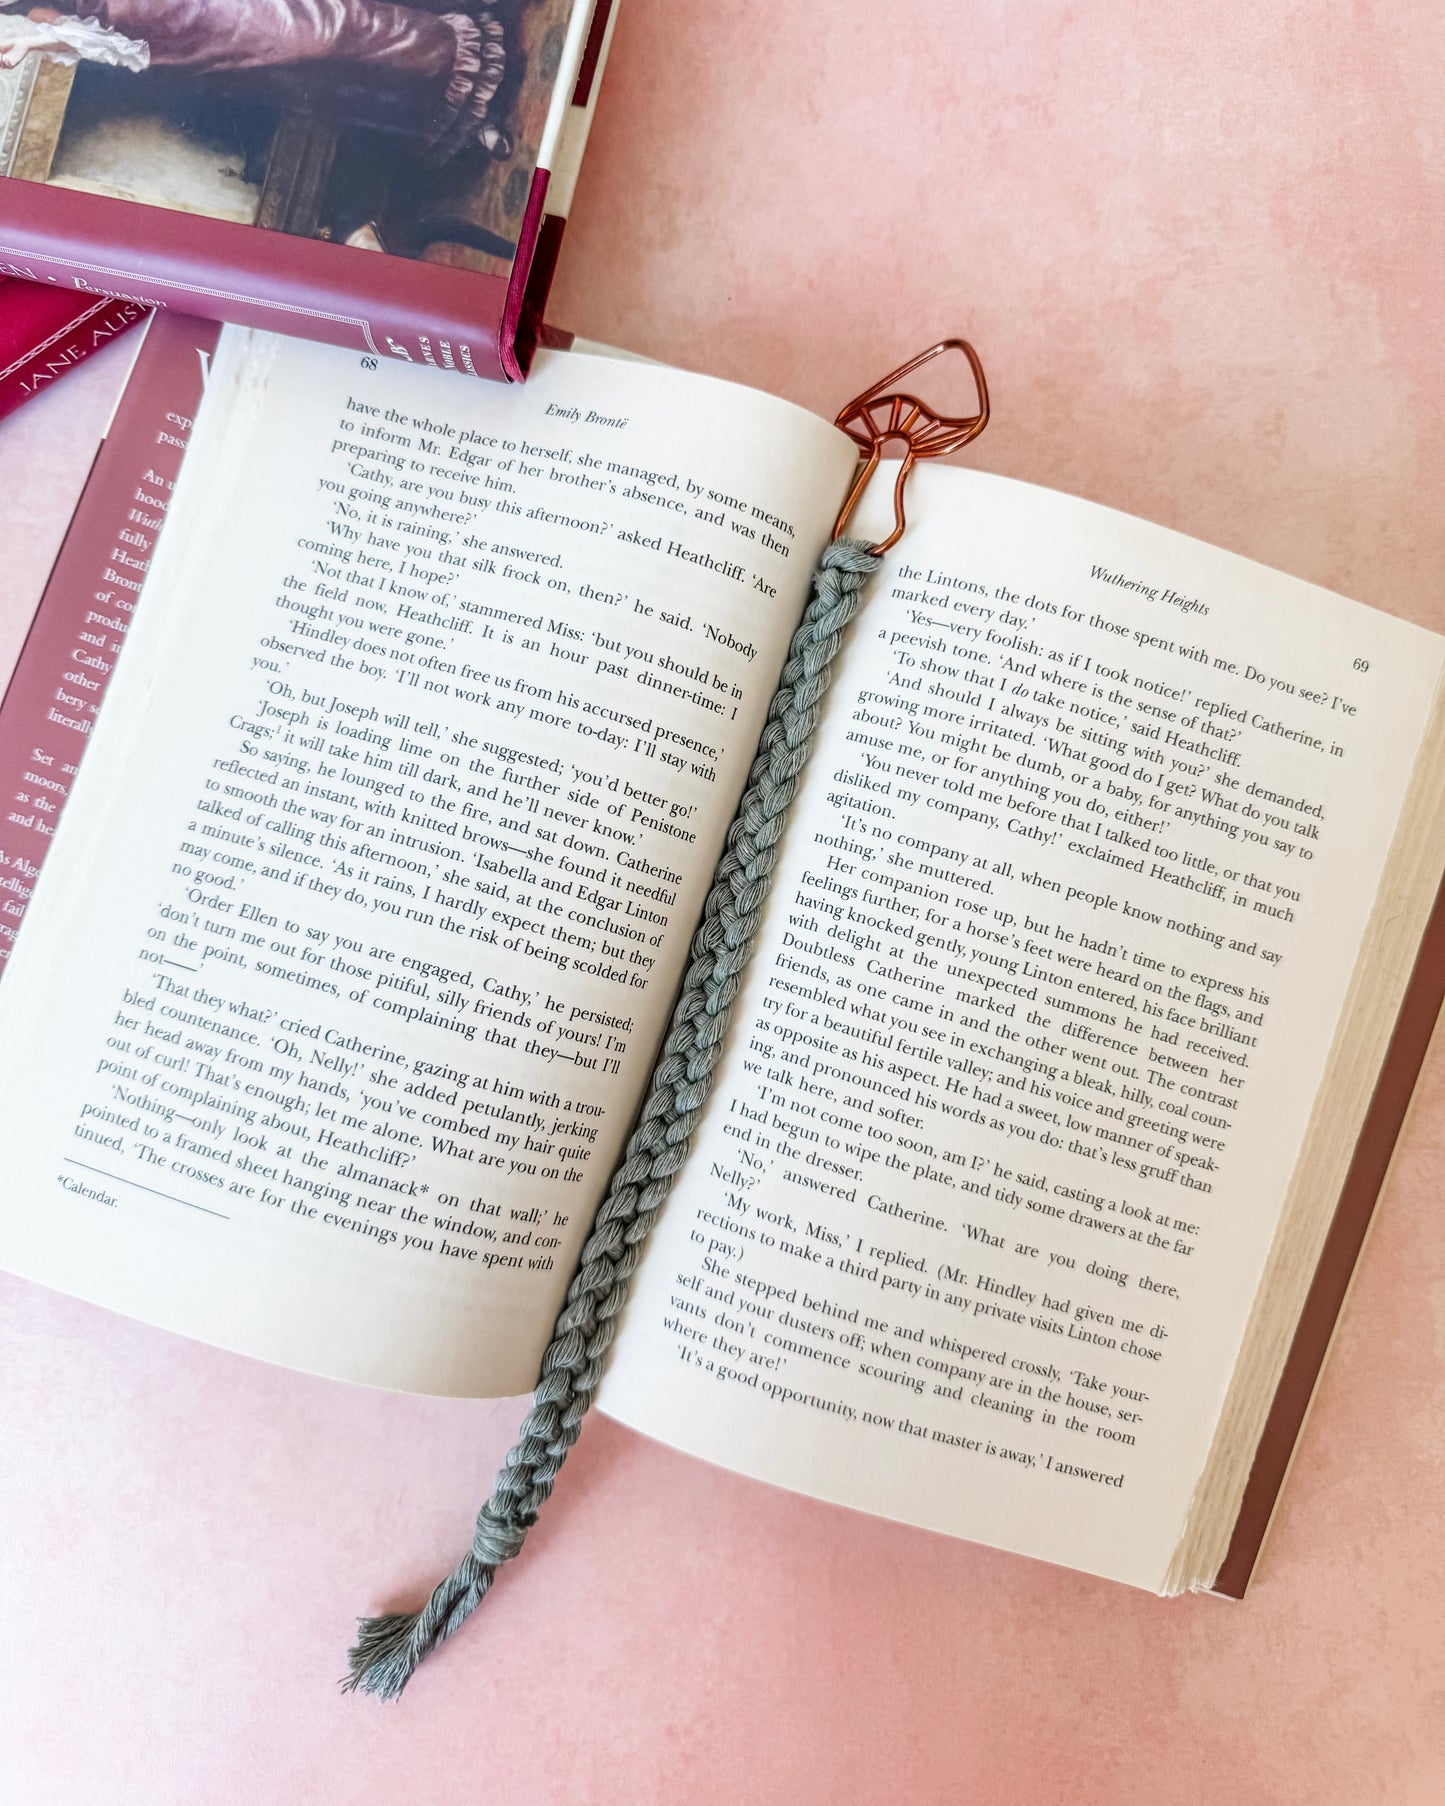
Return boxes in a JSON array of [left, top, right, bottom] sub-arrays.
[[1353, 658, 1370, 672]]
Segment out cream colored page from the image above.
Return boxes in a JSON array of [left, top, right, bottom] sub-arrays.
[[600, 462, 1444, 1587], [0, 331, 857, 1397]]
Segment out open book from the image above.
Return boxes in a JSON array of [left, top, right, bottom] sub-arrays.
[[2, 324, 1442, 1600]]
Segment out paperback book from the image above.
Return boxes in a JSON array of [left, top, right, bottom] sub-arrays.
[[1, 323, 1441, 1601]]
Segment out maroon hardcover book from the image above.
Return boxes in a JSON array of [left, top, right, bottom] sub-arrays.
[[0, 272, 147, 419], [0, 0, 614, 381]]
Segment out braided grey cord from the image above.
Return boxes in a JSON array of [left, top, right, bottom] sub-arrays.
[[345, 537, 883, 1698]]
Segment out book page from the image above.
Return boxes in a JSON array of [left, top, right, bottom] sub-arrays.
[[599, 462, 1445, 1590], [0, 331, 857, 1396]]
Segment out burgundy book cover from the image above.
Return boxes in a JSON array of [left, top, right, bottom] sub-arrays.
[[0, 308, 218, 968], [0, 0, 612, 382], [0, 274, 147, 419]]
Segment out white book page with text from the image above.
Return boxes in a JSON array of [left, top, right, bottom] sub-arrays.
[[0, 333, 857, 1396], [600, 462, 1444, 1588]]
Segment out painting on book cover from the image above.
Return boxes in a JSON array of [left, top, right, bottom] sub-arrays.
[[0, 0, 574, 276]]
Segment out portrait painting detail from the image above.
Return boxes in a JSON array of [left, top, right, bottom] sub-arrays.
[[0, 0, 576, 276]]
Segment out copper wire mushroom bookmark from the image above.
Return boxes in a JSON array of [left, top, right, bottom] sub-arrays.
[[832, 338, 990, 554]]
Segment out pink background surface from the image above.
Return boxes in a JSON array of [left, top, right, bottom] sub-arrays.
[[3, 4, 1443, 1798]]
